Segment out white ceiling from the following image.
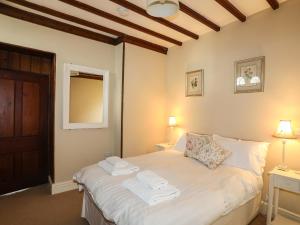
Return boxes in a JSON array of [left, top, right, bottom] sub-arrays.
[[2, 0, 288, 48]]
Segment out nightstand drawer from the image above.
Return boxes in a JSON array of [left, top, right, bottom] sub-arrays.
[[275, 177, 300, 193]]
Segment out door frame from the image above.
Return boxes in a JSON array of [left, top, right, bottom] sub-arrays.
[[0, 42, 56, 182]]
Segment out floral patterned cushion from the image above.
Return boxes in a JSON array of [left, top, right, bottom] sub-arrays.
[[185, 133, 231, 169], [198, 142, 231, 169], [184, 133, 212, 157]]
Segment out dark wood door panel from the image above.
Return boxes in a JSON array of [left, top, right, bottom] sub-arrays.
[[22, 151, 41, 178], [0, 136, 41, 153], [0, 43, 54, 195], [0, 68, 48, 81], [0, 78, 15, 137], [22, 82, 40, 136], [0, 50, 9, 69], [14, 81, 23, 137], [0, 154, 13, 183], [20, 54, 31, 71], [8, 52, 20, 71], [0, 77, 46, 193], [0, 49, 51, 75], [31, 56, 41, 74], [40, 58, 51, 75]]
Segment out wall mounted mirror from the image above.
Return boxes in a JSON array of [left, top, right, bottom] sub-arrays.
[[63, 63, 109, 129]]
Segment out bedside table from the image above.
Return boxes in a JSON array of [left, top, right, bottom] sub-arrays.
[[155, 143, 173, 151], [267, 168, 300, 225]]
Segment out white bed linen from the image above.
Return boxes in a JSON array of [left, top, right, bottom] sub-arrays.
[[122, 177, 180, 206], [74, 150, 262, 225]]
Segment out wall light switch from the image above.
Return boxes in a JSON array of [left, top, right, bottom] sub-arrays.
[[296, 128, 300, 136]]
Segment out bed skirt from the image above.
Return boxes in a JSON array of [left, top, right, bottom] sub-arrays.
[[81, 187, 261, 225]]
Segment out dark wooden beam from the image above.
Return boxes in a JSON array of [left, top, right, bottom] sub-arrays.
[[215, 0, 246, 22], [6, 0, 123, 37], [115, 36, 168, 54], [108, 0, 199, 40], [120, 42, 125, 158], [59, 0, 182, 46], [71, 73, 103, 80], [0, 3, 116, 45], [179, 2, 220, 32], [266, 0, 279, 10], [3, 1, 168, 55]]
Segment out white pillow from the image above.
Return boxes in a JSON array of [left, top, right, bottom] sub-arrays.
[[174, 133, 186, 152], [174, 132, 206, 152], [213, 134, 269, 175]]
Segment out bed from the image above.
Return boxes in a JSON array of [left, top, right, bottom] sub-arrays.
[[81, 185, 261, 225], [74, 148, 264, 225]]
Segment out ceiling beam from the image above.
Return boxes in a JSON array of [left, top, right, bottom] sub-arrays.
[[59, 0, 181, 46], [215, 0, 246, 22], [6, 0, 168, 54], [108, 0, 199, 40], [266, 0, 279, 10], [0, 3, 116, 45], [179, 2, 220, 32], [116, 36, 168, 54], [6, 0, 123, 37], [71, 74, 103, 80]]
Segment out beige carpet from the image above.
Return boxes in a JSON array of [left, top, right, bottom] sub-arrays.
[[0, 185, 88, 225], [0, 185, 266, 225]]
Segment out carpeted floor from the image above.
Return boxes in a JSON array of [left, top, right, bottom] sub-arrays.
[[0, 185, 88, 225], [0, 185, 266, 225]]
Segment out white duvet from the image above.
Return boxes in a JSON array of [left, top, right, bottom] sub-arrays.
[[74, 150, 263, 225]]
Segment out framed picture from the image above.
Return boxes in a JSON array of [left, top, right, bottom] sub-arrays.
[[234, 56, 265, 94], [185, 69, 204, 97]]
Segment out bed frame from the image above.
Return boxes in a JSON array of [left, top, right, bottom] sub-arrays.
[[81, 186, 262, 225]]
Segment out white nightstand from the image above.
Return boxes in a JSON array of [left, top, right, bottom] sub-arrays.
[[267, 168, 300, 225], [155, 143, 173, 151]]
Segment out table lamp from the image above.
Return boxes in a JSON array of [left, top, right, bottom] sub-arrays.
[[273, 120, 297, 171], [168, 116, 177, 144], [168, 116, 177, 127]]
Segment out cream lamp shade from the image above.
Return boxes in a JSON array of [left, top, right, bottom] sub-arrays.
[[146, 0, 179, 17], [273, 120, 297, 171], [168, 116, 177, 127], [273, 120, 297, 139]]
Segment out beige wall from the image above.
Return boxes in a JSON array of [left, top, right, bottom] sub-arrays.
[[70, 78, 103, 123], [0, 15, 119, 182], [123, 44, 167, 157], [1, 0, 299, 214], [166, 0, 300, 214]]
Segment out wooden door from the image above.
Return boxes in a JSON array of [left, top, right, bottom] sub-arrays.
[[0, 70, 49, 194], [0, 43, 55, 195]]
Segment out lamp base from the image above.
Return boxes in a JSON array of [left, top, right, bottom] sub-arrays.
[[277, 164, 288, 171]]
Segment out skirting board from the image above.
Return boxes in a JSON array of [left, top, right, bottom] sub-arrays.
[[260, 201, 300, 222], [51, 180, 78, 195]]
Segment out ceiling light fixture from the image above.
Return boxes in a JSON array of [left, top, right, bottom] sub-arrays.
[[146, 0, 179, 18]]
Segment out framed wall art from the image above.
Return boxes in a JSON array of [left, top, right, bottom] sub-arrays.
[[185, 69, 204, 97], [234, 56, 265, 94]]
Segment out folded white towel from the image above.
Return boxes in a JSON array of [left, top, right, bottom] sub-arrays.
[[106, 156, 128, 169], [98, 160, 139, 176], [137, 170, 168, 190], [122, 178, 180, 206]]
